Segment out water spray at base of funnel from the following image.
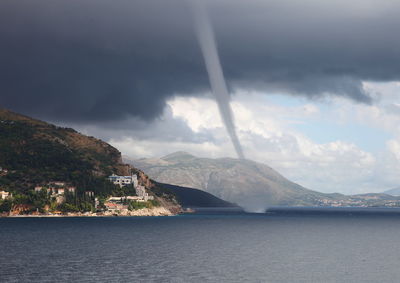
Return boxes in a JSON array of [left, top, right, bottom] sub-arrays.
[[191, 1, 245, 160]]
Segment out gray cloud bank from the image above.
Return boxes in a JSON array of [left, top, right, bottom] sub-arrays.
[[1, 0, 400, 124]]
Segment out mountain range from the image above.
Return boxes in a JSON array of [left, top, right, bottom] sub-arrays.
[[383, 187, 400, 196], [129, 152, 400, 212]]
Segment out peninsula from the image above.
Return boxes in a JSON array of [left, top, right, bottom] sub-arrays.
[[0, 109, 182, 217]]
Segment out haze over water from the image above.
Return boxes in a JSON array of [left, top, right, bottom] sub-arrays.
[[2, 210, 400, 282]]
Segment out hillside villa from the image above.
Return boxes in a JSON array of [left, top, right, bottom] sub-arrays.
[[35, 183, 77, 195], [135, 185, 154, 201], [108, 174, 138, 188], [0, 167, 8, 176], [34, 183, 79, 204], [104, 174, 154, 212], [0, 190, 11, 200]]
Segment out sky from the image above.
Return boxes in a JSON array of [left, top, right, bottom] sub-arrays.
[[1, 0, 400, 194]]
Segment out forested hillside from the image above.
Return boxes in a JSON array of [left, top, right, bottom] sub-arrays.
[[0, 108, 127, 195]]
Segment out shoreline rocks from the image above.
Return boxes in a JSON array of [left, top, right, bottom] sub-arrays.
[[1, 206, 177, 217]]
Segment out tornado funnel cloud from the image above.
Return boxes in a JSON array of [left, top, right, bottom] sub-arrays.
[[191, 2, 245, 159]]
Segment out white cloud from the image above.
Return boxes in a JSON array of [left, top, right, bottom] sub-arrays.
[[168, 96, 224, 132], [78, 81, 400, 195], [387, 139, 400, 161], [110, 138, 222, 159]]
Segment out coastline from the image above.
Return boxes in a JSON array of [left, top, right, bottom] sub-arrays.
[[1, 206, 177, 217]]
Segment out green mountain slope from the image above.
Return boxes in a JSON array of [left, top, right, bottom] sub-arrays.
[[0, 108, 127, 194], [156, 182, 239, 208]]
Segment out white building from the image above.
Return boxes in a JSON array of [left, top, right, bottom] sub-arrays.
[[66, 187, 76, 194], [46, 187, 65, 195], [0, 191, 11, 200], [34, 186, 44, 192], [136, 185, 154, 201], [108, 174, 138, 188], [85, 191, 94, 197], [35, 182, 76, 195], [136, 185, 146, 197], [108, 196, 141, 201], [107, 193, 153, 203], [49, 181, 66, 187]]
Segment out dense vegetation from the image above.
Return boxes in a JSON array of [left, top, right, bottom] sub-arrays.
[[0, 189, 162, 213], [0, 112, 121, 197], [0, 119, 120, 213], [122, 199, 160, 211], [0, 190, 96, 213]]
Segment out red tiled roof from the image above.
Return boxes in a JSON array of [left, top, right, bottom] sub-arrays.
[[105, 202, 118, 207]]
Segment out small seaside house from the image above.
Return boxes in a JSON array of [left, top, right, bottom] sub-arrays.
[[85, 191, 94, 197], [135, 185, 154, 201], [34, 186, 43, 192], [0, 190, 10, 200], [67, 187, 76, 194]]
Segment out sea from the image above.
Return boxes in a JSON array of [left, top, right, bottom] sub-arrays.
[[1, 207, 400, 283]]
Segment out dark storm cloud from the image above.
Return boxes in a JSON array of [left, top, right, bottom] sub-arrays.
[[64, 105, 216, 145], [1, 0, 400, 123], [0, 0, 206, 122]]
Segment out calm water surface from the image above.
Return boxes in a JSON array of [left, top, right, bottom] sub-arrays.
[[1, 210, 400, 282]]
